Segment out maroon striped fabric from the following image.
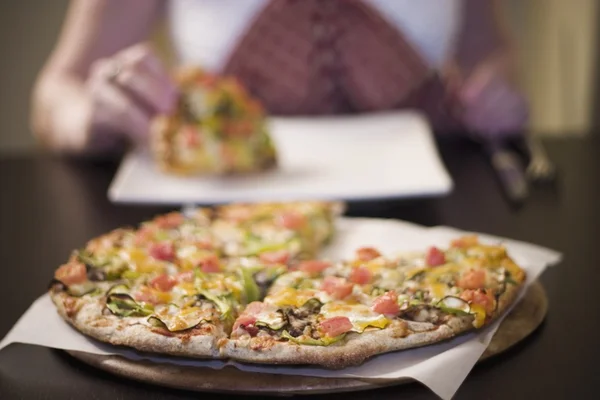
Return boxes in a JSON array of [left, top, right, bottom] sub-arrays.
[[223, 0, 463, 132]]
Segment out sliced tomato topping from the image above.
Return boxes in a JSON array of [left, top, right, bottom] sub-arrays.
[[196, 238, 214, 251], [259, 250, 290, 265], [134, 225, 156, 246], [55, 262, 87, 286], [321, 276, 354, 300], [372, 291, 400, 315], [356, 247, 381, 262], [183, 126, 201, 147], [460, 289, 496, 314], [426, 247, 446, 267], [298, 260, 331, 275], [451, 235, 479, 248], [349, 266, 372, 284], [149, 274, 177, 292], [198, 254, 221, 273], [149, 242, 175, 261], [457, 269, 486, 290], [176, 270, 194, 283], [319, 316, 353, 337], [154, 212, 184, 229], [133, 287, 160, 305], [277, 211, 307, 230]]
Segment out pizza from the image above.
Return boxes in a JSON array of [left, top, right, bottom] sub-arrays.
[[49, 202, 526, 368], [150, 67, 277, 175]]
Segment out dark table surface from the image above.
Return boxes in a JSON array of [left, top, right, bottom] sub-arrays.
[[0, 137, 598, 399]]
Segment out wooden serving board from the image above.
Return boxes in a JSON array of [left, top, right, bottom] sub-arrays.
[[67, 282, 548, 396]]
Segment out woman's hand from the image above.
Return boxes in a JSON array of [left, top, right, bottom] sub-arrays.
[[450, 58, 529, 139], [87, 43, 178, 146]]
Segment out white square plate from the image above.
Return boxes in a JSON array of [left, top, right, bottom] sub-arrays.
[[108, 111, 453, 205]]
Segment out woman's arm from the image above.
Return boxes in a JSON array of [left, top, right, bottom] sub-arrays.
[[453, 0, 516, 77], [31, 0, 170, 154], [445, 0, 528, 137]]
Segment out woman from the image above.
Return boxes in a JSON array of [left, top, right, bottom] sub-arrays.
[[31, 0, 527, 155]]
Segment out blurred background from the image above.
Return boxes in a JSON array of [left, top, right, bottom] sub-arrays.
[[0, 0, 597, 154]]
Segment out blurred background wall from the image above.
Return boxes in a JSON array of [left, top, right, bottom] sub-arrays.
[[0, 0, 597, 153]]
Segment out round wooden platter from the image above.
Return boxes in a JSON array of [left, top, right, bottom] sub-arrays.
[[67, 282, 547, 396]]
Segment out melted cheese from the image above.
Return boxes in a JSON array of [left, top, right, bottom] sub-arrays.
[[254, 307, 285, 329], [154, 305, 209, 331], [173, 282, 196, 296], [467, 245, 507, 261], [321, 303, 390, 332], [224, 275, 243, 298], [265, 288, 323, 308], [122, 248, 165, 274], [469, 304, 486, 328], [428, 283, 448, 301]]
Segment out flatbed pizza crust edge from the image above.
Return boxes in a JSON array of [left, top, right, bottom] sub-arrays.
[[221, 317, 474, 369], [50, 291, 223, 359]]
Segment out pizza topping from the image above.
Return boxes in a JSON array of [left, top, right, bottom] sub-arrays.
[[460, 289, 496, 315], [436, 296, 471, 315], [239, 267, 261, 304], [148, 305, 210, 332], [106, 292, 153, 317], [195, 238, 214, 250], [232, 315, 259, 337], [356, 247, 381, 262], [197, 290, 234, 321], [232, 301, 267, 336], [321, 303, 391, 333], [76, 250, 128, 281], [281, 298, 322, 337], [149, 242, 175, 262], [254, 307, 287, 331], [298, 260, 331, 275], [259, 250, 290, 265], [277, 211, 307, 230], [349, 266, 372, 284], [149, 274, 177, 292], [176, 270, 195, 283], [426, 247, 446, 267], [55, 262, 87, 286], [154, 212, 185, 229], [134, 226, 156, 246], [372, 291, 400, 316], [457, 269, 486, 290], [182, 126, 201, 148], [318, 316, 353, 337], [321, 276, 354, 300], [266, 288, 325, 308], [197, 254, 221, 273], [451, 235, 479, 248]]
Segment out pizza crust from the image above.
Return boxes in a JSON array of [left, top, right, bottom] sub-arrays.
[[222, 317, 474, 369], [50, 291, 224, 359]]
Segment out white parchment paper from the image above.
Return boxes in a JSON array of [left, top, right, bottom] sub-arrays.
[[0, 218, 562, 399]]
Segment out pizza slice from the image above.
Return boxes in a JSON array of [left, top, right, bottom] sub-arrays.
[[211, 201, 343, 260], [50, 211, 248, 359], [151, 67, 277, 175], [222, 237, 526, 368]]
